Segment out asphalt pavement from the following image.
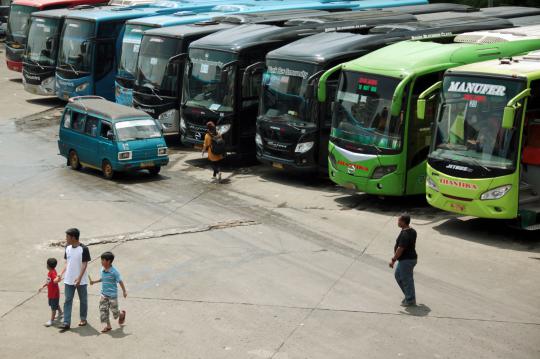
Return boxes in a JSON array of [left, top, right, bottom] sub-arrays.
[[0, 44, 539, 359]]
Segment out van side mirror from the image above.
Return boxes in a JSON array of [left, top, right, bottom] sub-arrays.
[[106, 130, 115, 140]]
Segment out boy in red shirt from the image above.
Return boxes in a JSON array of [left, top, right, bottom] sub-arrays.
[[39, 258, 63, 327]]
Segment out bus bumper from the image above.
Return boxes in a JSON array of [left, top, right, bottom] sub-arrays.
[[426, 188, 517, 219], [257, 153, 318, 173], [23, 80, 56, 96], [328, 159, 403, 195], [113, 157, 169, 172], [6, 59, 22, 72]]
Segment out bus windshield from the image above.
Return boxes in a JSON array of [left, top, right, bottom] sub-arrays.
[[118, 24, 148, 79], [430, 75, 526, 171], [136, 36, 181, 96], [58, 19, 95, 74], [184, 49, 236, 113], [332, 71, 403, 153], [7, 5, 33, 38], [115, 119, 162, 141], [25, 17, 61, 66], [261, 60, 318, 125]]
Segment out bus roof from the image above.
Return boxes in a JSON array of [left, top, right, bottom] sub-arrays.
[[64, 5, 190, 21], [339, 27, 540, 79], [382, 2, 476, 15], [509, 15, 540, 27], [190, 11, 419, 53], [12, 0, 102, 8], [266, 16, 514, 65], [447, 51, 540, 79], [139, 8, 334, 39], [68, 97, 151, 121], [479, 6, 540, 19]]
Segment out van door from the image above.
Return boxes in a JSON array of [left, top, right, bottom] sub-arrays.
[[80, 115, 101, 167], [98, 121, 115, 168]]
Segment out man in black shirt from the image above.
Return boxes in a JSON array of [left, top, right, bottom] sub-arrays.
[[389, 214, 417, 307]]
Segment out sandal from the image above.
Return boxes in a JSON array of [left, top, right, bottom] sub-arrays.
[[78, 320, 87, 327], [119, 310, 126, 325], [101, 327, 112, 333]]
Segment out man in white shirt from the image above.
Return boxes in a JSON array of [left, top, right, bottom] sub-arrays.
[[58, 228, 91, 331]]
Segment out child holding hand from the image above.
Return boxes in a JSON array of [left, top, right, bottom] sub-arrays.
[[90, 251, 127, 333], [39, 258, 63, 327]]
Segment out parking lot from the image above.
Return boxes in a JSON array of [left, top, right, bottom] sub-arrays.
[[0, 43, 539, 358]]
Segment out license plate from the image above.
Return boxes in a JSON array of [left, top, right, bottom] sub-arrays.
[[450, 203, 465, 212], [140, 162, 154, 168], [272, 162, 284, 169]]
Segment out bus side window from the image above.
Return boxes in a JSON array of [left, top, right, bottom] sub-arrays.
[[71, 112, 86, 132], [408, 72, 443, 168]]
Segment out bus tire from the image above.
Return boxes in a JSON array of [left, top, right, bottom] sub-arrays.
[[102, 160, 115, 180], [69, 150, 81, 170]]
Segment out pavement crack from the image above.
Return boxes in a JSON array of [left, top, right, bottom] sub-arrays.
[[48, 219, 260, 247]]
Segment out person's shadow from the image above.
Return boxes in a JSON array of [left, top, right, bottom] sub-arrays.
[[109, 326, 131, 339], [59, 323, 100, 336], [401, 303, 431, 317]]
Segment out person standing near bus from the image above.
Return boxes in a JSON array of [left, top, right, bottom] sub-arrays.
[[202, 121, 225, 183], [389, 214, 417, 307]]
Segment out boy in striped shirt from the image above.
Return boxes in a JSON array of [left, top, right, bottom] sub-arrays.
[[90, 251, 127, 333]]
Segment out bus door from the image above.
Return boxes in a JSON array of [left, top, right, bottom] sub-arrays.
[[94, 21, 124, 100], [405, 72, 442, 195], [521, 80, 540, 212], [318, 70, 339, 170]]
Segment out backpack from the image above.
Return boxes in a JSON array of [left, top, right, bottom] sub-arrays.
[[211, 134, 226, 155]]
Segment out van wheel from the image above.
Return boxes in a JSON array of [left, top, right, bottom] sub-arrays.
[[69, 150, 81, 170], [148, 166, 161, 176], [102, 160, 115, 180]]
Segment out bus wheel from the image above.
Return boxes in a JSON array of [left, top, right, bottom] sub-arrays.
[[69, 150, 81, 170], [102, 160, 115, 180], [148, 166, 161, 176]]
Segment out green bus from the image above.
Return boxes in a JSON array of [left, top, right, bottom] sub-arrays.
[[424, 50, 540, 230], [317, 26, 540, 197]]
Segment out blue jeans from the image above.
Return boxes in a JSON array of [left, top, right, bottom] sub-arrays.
[[63, 284, 88, 326], [395, 259, 417, 303]]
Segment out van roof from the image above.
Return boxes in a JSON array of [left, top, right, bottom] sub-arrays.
[[68, 98, 151, 122]]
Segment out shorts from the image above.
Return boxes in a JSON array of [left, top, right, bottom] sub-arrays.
[[48, 298, 60, 310]]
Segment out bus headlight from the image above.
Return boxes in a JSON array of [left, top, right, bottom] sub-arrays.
[[426, 176, 439, 192], [217, 124, 231, 135], [371, 165, 396, 179], [118, 151, 132, 161], [295, 141, 314, 153], [255, 133, 263, 147], [157, 147, 168, 156], [158, 109, 178, 125], [480, 185, 511, 200], [76, 82, 89, 92]]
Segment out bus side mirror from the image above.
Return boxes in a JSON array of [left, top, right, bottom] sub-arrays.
[[220, 60, 238, 83], [501, 88, 531, 129], [417, 81, 442, 121], [318, 64, 342, 102], [46, 37, 53, 50], [242, 61, 266, 95], [502, 106, 515, 129]]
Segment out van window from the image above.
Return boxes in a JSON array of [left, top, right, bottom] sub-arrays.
[[71, 112, 86, 132], [63, 110, 72, 128], [84, 116, 100, 137], [100, 121, 112, 139]]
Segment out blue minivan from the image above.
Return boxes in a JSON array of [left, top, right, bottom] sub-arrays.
[[58, 96, 169, 179]]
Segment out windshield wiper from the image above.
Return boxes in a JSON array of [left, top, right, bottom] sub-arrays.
[[186, 100, 219, 115], [59, 62, 79, 76], [26, 57, 44, 70], [452, 153, 491, 172], [143, 83, 163, 101]]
